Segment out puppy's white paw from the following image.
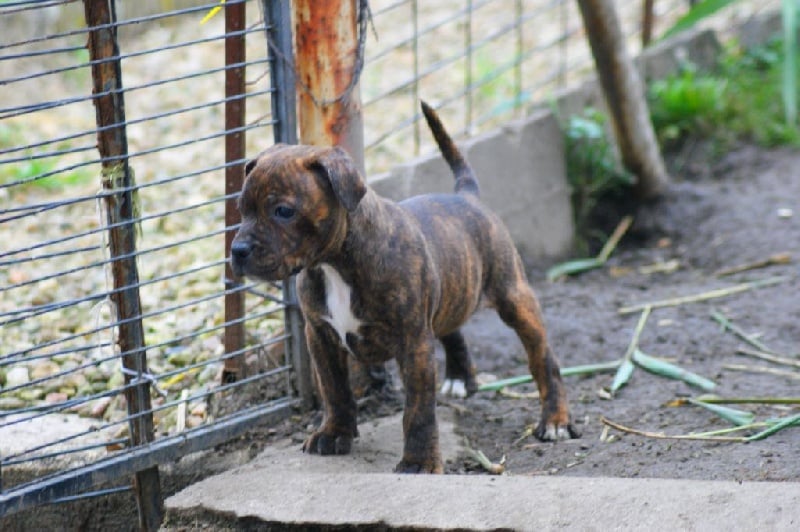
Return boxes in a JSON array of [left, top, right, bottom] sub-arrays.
[[440, 378, 467, 398], [539, 423, 576, 441]]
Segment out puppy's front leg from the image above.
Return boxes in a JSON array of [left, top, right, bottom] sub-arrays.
[[395, 334, 443, 474], [302, 323, 358, 455]]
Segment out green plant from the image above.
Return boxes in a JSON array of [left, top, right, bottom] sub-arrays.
[[649, 37, 800, 150], [659, 0, 799, 137], [562, 108, 634, 250], [648, 66, 727, 145]]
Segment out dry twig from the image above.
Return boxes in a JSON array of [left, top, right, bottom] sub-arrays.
[[715, 252, 791, 277], [600, 416, 747, 442], [723, 364, 800, 380], [618, 276, 787, 314], [736, 347, 800, 369]]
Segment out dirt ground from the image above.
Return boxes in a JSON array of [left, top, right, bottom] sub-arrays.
[[249, 141, 799, 483], [449, 141, 799, 481]]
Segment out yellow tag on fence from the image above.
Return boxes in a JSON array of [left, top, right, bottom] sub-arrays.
[[200, 0, 226, 25]]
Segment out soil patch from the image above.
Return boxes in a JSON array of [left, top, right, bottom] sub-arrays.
[[451, 142, 799, 480]]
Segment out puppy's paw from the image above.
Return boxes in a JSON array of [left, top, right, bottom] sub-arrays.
[[394, 457, 444, 474], [534, 419, 581, 441], [303, 430, 354, 455], [440, 378, 468, 398]]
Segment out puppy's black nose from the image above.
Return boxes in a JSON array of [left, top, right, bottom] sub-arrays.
[[231, 241, 252, 261]]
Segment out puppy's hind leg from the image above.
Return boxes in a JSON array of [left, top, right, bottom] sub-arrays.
[[494, 282, 579, 441], [439, 330, 477, 398]]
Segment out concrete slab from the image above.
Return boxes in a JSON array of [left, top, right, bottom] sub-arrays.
[[164, 407, 800, 530]]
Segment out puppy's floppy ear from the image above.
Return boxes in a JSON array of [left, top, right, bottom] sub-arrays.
[[245, 143, 288, 176], [308, 146, 366, 212]]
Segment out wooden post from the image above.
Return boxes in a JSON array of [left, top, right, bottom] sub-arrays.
[[577, 0, 669, 200], [83, 0, 163, 529]]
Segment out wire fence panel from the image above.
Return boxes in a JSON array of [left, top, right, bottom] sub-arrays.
[[0, 0, 301, 519], [362, 0, 764, 176]]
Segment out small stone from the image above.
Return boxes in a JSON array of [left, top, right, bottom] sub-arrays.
[[90, 396, 113, 418], [65, 372, 88, 390], [190, 402, 207, 418], [45, 392, 69, 404], [107, 370, 125, 391], [30, 361, 61, 380], [5, 366, 30, 388], [185, 414, 205, 429], [167, 347, 193, 367], [18, 388, 44, 401], [0, 396, 26, 410]]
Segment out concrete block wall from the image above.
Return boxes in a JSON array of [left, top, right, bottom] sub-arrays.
[[368, 28, 725, 264]]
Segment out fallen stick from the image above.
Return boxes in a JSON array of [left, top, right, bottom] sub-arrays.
[[600, 416, 746, 442], [715, 252, 791, 277], [736, 347, 800, 369], [711, 309, 775, 354], [618, 276, 787, 314], [723, 364, 800, 380], [597, 215, 635, 263]]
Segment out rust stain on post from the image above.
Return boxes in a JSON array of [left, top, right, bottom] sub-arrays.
[[293, 0, 365, 173], [223, 0, 247, 382]]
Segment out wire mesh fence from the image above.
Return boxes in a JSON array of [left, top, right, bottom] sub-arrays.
[[362, 0, 681, 175], [0, 0, 302, 522], [0, 0, 781, 526]]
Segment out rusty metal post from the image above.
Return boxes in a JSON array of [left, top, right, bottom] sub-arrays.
[[83, 0, 162, 529], [293, 0, 389, 398], [222, 0, 247, 383], [262, 0, 314, 408], [576, 0, 669, 200], [292, 0, 366, 174]]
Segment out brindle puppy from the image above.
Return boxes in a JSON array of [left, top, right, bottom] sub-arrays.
[[231, 101, 578, 473]]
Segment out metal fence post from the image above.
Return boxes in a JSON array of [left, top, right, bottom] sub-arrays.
[[262, 0, 314, 408], [82, 0, 162, 529], [292, 0, 366, 174], [222, 0, 248, 383]]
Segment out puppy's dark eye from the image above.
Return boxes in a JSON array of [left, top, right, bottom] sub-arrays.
[[273, 205, 296, 221]]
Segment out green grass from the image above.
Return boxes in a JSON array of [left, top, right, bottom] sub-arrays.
[[649, 37, 800, 149], [0, 123, 93, 192]]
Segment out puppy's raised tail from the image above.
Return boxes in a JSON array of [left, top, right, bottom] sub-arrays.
[[420, 100, 479, 196]]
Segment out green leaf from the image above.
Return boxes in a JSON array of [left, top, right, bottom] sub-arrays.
[[610, 359, 636, 395], [632, 349, 717, 391], [688, 398, 755, 426], [661, 0, 738, 41], [477, 360, 621, 392], [546, 257, 604, 281], [746, 412, 800, 441]]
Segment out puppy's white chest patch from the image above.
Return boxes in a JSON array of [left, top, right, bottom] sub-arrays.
[[320, 263, 363, 347]]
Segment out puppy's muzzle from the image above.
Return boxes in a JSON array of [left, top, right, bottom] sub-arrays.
[[230, 240, 252, 277]]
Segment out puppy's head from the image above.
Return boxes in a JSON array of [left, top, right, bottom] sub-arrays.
[[230, 144, 366, 281]]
